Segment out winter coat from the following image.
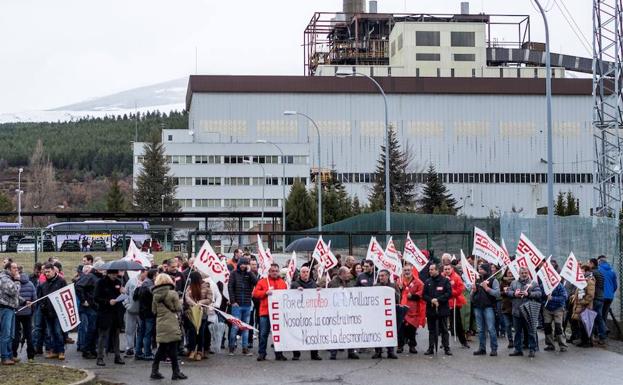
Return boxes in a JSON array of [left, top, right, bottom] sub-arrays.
[[572, 275, 596, 321], [397, 275, 425, 327], [471, 277, 501, 309], [94, 275, 124, 329], [16, 274, 36, 316], [500, 276, 514, 315], [422, 274, 452, 317], [446, 270, 467, 308], [592, 269, 605, 301], [152, 283, 182, 343], [0, 270, 21, 309], [134, 278, 155, 319], [252, 276, 287, 316], [123, 277, 141, 315], [599, 261, 618, 300], [184, 281, 213, 308], [227, 265, 257, 307], [75, 271, 101, 309], [39, 273, 66, 319], [328, 276, 355, 289], [290, 278, 317, 289], [544, 283, 567, 312], [165, 271, 186, 295], [506, 278, 542, 318], [355, 272, 374, 287]]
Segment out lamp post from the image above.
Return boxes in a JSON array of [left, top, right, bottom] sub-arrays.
[[17, 167, 23, 226], [161, 194, 165, 213], [335, 69, 390, 240], [257, 140, 286, 233], [283, 111, 322, 232], [533, 0, 554, 257], [244, 158, 268, 231]]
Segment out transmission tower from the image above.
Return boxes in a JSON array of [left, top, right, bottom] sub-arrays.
[[593, 0, 623, 220]]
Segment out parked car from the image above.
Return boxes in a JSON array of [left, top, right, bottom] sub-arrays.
[[16, 237, 39, 253], [141, 239, 162, 252], [112, 237, 140, 251], [42, 239, 56, 252], [90, 239, 108, 252], [60, 239, 81, 252], [4, 234, 24, 252]]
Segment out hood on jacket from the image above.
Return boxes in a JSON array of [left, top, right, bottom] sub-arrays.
[[152, 283, 175, 301], [236, 257, 250, 271], [599, 261, 613, 271], [19, 273, 30, 284], [480, 263, 491, 278]]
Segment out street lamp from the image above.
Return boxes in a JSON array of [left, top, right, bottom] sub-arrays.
[[243, 158, 269, 231], [283, 111, 322, 232], [533, 0, 554, 257], [335, 69, 391, 240], [17, 167, 23, 226], [160, 194, 165, 212], [257, 139, 287, 247]]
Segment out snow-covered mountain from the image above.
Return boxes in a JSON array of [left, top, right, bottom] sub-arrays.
[[0, 78, 187, 123]]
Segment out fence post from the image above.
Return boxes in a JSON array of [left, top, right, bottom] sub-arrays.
[[348, 233, 353, 255]]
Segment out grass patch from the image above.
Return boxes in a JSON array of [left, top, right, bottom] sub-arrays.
[[0, 363, 87, 385]]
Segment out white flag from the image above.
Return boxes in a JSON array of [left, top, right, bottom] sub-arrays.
[[499, 239, 512, 267], [49, 283, 80, 333], [472, 227, 503, 265], [403, 232, 429, 272], [366, 237, 401, 277], [460, 250, 479, 286], [516, 233, 545, 269], [286, 252, 297, 287], [536, 257, 562, 296], [124, 241, 151, 280], [195, 240, 230, 299], [209, 306, 258, 332], [560, 252, 587, 289], [256, 235, 273, 278], [509, 254, 537, 281], [312, 237, 329, 265], [384, 237, 403, 278], [323, 241, 339, 271]]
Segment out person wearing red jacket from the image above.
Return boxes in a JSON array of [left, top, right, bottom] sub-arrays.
[[443, 264, 470, 348], [252, 263, 287, 362], [396, 264, 425, 354]]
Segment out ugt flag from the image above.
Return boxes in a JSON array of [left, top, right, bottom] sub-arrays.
[[195, 240, 230, 299]]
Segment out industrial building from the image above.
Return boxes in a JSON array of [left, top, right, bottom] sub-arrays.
[[133, 1, 599, 227]]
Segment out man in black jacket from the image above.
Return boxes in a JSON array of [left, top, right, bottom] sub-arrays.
[[94, 269, 125, 366], [423, 264, 452, 356], [355, 260, 375, 287], [227, 257, 257, 355], [39, 263, 67, 360], [75, 262, 104, 359], [290, 266, 322, 361], [134, 269, 156, 360]]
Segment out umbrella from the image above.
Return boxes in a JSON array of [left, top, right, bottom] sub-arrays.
[[580, 308, 598, 337], [285, 237, 318, 253], [208, 320, 227, 354], [101, 259, 145, 271], [519, 300, 541, 338], [186, 305, 203, 355]]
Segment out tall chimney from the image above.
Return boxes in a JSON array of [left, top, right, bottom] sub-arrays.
[[369, 1, 378, 13], [343, 0, 366, 19], [461, 2, 470, 15]]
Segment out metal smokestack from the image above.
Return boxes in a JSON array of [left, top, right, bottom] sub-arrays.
[[343, 0, 366, 19], [461, 2, 470, 15], [369, 1, 378, 13]]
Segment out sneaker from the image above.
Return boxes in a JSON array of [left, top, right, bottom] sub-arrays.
[[473, 350, 486, 356], [28, 358, 35, 363], [228, 347, 235, 356]]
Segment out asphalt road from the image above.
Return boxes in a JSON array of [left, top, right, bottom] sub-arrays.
[[21, 330, 622, 385]]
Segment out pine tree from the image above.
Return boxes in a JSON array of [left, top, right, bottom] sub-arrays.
[[285, 181, 315, 231], [0, 191, 14, 221], [106, 174, 125, 212], [418, 164, 457, 214], [565, 191, 579, 216], [352, 196, 362, 215], [134, 133, 178, 211], [554, 192, 566, 216], [368, 126, 416, 212]]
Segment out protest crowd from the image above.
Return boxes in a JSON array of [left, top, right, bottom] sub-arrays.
[[0, 229, 619, 381]]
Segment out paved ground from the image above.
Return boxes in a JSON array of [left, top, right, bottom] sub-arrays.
[[18, 331, 623, 385]]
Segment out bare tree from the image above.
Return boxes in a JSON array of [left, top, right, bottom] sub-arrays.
[[24, 140, 59, 224]]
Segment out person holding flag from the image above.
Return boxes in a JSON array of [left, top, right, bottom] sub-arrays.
[[227, 257, 257, 356], [0, 261, 22, 365], [542, 279, 568, 352], [38, 262, 67, 361], [506, 267, 542, 357], [252, 263, 288, 362], [470, 263, 501, 357]]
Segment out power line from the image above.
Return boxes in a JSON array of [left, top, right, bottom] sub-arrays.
[[554, 0, 592, 55]]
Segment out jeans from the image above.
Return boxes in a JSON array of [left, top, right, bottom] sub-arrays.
[[474, 307, 498, 352], [45, 317, 65, 354], [12, 315, 34, 359], [258, 316, 271, 357], [0, 307, 15, 360], [229, 305, 251, 349], [503, 314, 514, 342], [513, 315, 536, 353], [592, 299, 607, 339], [32, 306, 48, 351], [124, 312, 139, 351], [78, 306, 97, 353], [135, 318, 155, 357]]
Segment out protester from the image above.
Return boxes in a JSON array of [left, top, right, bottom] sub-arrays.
[[39, 262, 67, 361], [76, 261, 104, 359], [184, 271, 213, 361], [442, 264, 469, 348], [327, 267, 359, 360], [351, 262, 362, 278], [499, 268, 515, 349], [0, 261, 21, 365], [422, 264, 452, 356], [355, 260, 374, 287], [252, 263, 288, 362], [227, 249, 243, 272], [543, 280, 568, 352], [598, 255, 618, 332], [589, 258, 607, 344], [94, 269, 125, 366], [151, 273, 187, 381], [397, 264, 425, 354], [123, 269, 145, 357], [470, 263, 500, 356], [343, 255, 356, 270], [163, 258, 186, 294], [571, 264, 596, 348], [507, 267, 542, 357], [227, 257, 257, 356], [12, 267, 37, 363], [290, 266, 321, 361], [134, 269, 157, 361], [373, 270, 399, 359]]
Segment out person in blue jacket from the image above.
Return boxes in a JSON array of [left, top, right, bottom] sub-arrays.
[[598, 255, 618, 332], [542, 282, 568, 352]]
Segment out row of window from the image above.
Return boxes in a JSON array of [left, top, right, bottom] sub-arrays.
[[414, 53, 476, 62], [415, 31, 476, 47], [334, 172, 594, 184], [155, 155, 308, 165], [175, 199, 280, 209], [173, 176, 308, 187]]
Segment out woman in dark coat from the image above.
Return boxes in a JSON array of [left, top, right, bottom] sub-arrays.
[[94, 269, 125, 366]]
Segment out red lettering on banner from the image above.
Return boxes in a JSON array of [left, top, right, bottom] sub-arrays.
[[517, 239, 543, 266], [60, 289, 77, 326]]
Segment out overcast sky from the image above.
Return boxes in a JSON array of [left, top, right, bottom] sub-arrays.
[[0, 0, 591, 113]]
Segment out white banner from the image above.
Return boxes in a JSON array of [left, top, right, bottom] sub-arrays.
[[460, 250, 479, 286], [124, 241, 151, 280], [256, 235, 273, 278], [472, 227, 502, 265], [267, 287, 398, 351], [403, 232, 429, 272], [366, 237, 401, 277], [286, 252, 297, 287], [509, 254, 537, 281], [384, 237, 403, 278], [49, 283, 80, 333], [536, 257, 562, 296], [560, 252, 587, 289], [195, 240, 230, 299], [516, 233, 545, 268]]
